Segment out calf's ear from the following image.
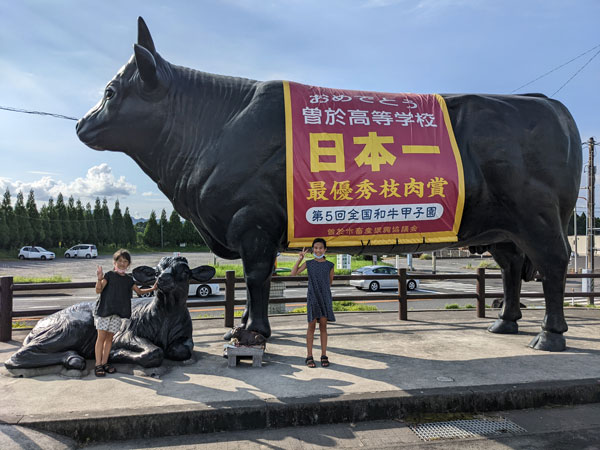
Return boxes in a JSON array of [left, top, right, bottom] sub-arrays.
[[133, 266, 157, 284], [191, 266, 216, 282]]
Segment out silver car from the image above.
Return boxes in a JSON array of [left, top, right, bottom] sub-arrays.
[[350, 265, 419, 292], [64, 244, 98, 259]]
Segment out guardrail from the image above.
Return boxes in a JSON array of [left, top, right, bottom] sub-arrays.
[[1, 269, 599, 342]]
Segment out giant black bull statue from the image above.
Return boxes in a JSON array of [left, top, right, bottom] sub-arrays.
[[5, 257, 214, 370], [76, 18, 582, 351]]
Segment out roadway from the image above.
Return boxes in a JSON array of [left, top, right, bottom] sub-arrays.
[[13, 276, 582, 319], [6, 252, 588, 319]]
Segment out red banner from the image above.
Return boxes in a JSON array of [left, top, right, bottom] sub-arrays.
[[284, 81, 464, 247]]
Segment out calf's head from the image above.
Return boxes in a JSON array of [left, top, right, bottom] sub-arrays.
[[76, 17, 171, 156], [133, 256, 215, 300]]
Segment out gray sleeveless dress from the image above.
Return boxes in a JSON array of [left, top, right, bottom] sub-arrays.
[[306, 259, 336, 322]]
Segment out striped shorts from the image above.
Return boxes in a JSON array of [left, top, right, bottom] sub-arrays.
[[94, 314, 126, 334]]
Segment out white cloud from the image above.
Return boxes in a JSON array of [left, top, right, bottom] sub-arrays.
[[27, 170, 59, 176], [142, 191, 154, 197], [0, 164, 136, 202]]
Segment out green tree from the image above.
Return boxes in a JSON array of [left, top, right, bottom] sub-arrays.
[[75, 199, 86, 242], [123, 207, 137, 246], [39, 206, 53, 248], [56, 193, 70, 247], [85, 202, 98, 244], [0, 209, 9, 249], [143, 210, 160, 247], [45, 197, 62, 246], [134, 221, 146, 234], [26, 189, 44, 245], [2, 188, 20, 247], [14, 191, 33, 246], [159, 209, 168, 247], [67, 196, 81, 244], [181, 219, 201, 245], [101, 198, 113, 245], [93, 198, 107, 244], [111, 200, 125, 245], [167, 209, 183, 246]]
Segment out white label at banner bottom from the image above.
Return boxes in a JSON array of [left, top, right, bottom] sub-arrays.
[[305, 203, 444, 225]]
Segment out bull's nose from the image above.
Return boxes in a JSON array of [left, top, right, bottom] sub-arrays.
[[75, 119, 82, 132]]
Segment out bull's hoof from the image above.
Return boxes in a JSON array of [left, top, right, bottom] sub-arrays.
[[488, 319, 519, 334], [64, 353, 86, 370], [528, 331, 566, 352], [246, 319, 271, 339], [223, 326, 243, 341]]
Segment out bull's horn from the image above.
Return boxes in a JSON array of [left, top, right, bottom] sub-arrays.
[[137, 16, 156, 56], [134, 44, 158, 89]]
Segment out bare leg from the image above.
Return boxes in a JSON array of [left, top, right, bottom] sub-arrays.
[[319, 317, 328, 356], [306, 319, 317, 358], [95, 330, 108, 366], [101, 332, 115, 365]]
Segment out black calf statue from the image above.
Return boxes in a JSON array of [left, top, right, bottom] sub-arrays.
[[5, 257, 214, 370]]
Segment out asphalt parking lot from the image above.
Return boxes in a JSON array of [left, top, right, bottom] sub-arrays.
[[0, 251, 239, 282]]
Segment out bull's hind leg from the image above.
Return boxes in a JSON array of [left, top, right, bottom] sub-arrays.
[[487, 242, 526, 334], [110, 337, 164, 368], [517, 231, 569, 351]]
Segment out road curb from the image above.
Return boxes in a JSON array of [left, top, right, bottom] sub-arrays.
[[17, 378, 600, 443]]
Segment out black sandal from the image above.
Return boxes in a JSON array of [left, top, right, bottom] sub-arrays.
[[103, 363, 116, 374], [305, 356, 316, 368], [321, 356, 330, 367], [94, 365, 106, 377]]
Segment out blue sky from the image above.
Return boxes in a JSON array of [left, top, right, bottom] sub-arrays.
[[1, 0, 598, 218]]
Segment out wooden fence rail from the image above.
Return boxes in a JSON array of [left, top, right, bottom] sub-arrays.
[[1, 269, 600, 342]]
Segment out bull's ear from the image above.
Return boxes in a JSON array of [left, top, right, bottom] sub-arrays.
[[134, 44, 158, 90], [137, 16, 156, 56], [191, 266, 216, 282], [133, 265, 157, 284]]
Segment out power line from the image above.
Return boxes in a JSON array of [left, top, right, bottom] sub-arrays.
[[0, 106, 78, 121], [551, 47, 600, 96], [511, 43, 600, 94]]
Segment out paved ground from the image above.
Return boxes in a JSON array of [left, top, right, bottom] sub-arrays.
[[82, 403, 600, 449], [1, 308, 599, 448], [0, 251, 229, 282]]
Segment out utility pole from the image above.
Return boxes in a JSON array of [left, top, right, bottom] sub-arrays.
[[587, 137, 595, 304]]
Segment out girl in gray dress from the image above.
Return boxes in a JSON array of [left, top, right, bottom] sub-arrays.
[[291, 238, 335, 368]]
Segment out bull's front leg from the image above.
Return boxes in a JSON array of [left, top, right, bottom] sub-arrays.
[[487, 242, 526, 334], [110, 336, 164, 368], [237, 229, 278, 339]]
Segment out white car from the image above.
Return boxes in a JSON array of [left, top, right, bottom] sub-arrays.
[[64, 244, 98, 259], [18, 246, 56, 260], [136, 282, 221, 298], [350, 265, 419, 292]]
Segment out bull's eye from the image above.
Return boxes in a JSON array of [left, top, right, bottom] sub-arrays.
[[104, 87, 115, 100]]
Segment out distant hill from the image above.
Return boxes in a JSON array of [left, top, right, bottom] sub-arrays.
[[132, 217, 146, 225]]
